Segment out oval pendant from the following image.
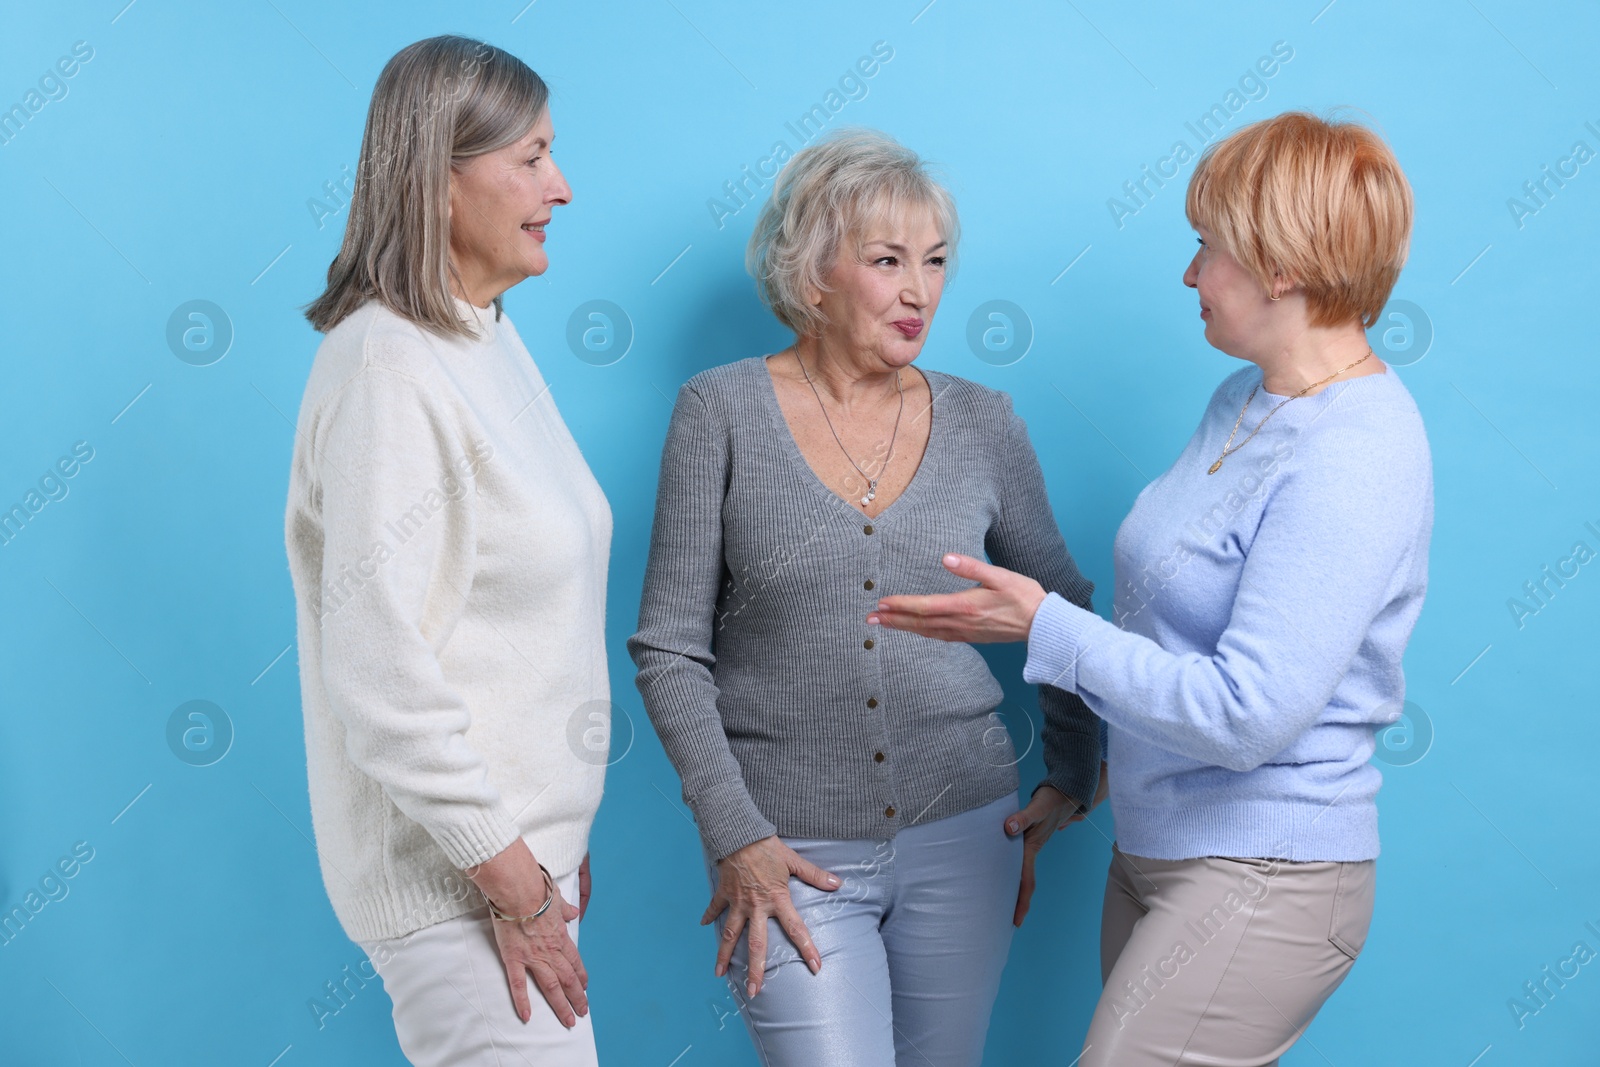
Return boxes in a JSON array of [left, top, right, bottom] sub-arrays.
[[1207, 459, 1223, 474]]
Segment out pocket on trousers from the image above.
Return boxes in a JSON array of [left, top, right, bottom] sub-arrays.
[[1327, 860, 1375, 961]]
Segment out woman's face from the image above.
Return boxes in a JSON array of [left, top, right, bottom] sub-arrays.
[[814, 205, 947, 370], [448, 108, 570, 305], [1182, 224, 1281, 359]]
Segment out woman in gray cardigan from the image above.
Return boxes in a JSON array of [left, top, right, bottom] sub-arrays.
[[628, 128, 1100, 1067]]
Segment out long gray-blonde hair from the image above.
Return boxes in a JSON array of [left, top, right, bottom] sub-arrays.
[[305, 35, 548, 338]]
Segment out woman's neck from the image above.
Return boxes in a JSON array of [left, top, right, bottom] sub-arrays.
[[789, 335, 903, 411], [1252, 323, 1383, 397]]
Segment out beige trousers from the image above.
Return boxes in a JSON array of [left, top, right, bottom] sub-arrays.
[[1081, 843, 1374, 1067]]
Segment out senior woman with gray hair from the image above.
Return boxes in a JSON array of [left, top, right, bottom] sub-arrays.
[[628, 127, 1101, 1065]]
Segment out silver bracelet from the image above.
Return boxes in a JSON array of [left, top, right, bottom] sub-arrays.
[[485, 862, 555, 925]]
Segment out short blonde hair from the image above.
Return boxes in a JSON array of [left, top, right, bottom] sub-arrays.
[[747, 128, 959, 337], [305, 36, 548, 339], [1185, 110, 1412, 329]]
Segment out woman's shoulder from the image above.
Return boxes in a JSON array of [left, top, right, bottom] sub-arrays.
[[316, 300, 455, 381], [301, 301, 465, 422], [919, 366, 1027, 432], [681, 355, 767, 397]]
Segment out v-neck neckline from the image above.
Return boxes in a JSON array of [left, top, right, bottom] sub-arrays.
[[754, 355, 943, 524]]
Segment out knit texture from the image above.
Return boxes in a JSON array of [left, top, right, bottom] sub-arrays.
[[285, 297, 612, 943], [1024, 364, 1433, 862], [629, 357, 1101, 863]]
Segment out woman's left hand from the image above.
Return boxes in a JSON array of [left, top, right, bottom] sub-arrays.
[[1006, 783, 1086, 927], [578, 852, 591, 921], [868, 554, 1047, 643]]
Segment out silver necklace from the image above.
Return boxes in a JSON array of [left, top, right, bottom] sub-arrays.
[[796, 351, 905, 508]]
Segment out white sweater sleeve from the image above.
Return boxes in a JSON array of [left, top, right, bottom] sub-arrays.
[[313, 364, 522, 870]]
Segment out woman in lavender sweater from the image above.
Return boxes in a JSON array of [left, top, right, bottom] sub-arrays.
[[872, 110, 1433, 1066]]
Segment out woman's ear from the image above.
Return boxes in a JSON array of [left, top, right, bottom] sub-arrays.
[[1267, 266, 1300, 301]]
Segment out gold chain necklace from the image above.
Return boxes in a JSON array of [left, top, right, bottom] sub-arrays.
[[1208, 349, 1374, 475]]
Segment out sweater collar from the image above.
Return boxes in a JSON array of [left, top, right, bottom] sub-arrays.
[[451, 295, 500, 343]]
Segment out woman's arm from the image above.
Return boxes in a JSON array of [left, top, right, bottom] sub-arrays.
[[982, 399, 1100, 813], [315, 363, 588, 1026], [627, 384, 777, 862], [1022, 435, 1430, 771], [628, 383, 839, 996], [315, 365, 521, 867], [877, 418, 1431, 773]]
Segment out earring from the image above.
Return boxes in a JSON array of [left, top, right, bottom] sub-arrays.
[[1268, 291, 1281, 301]]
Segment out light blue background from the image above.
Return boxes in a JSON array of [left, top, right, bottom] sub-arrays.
[[2, 1, 1597, 1064]]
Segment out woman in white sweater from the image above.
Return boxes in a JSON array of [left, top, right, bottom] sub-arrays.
[[285, 36, 612, 1066]]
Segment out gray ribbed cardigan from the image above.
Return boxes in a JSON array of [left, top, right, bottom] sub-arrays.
[[627, 357, 1100, 862]]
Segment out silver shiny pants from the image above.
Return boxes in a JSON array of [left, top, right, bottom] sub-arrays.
[[704, 791, 1024, 1066]]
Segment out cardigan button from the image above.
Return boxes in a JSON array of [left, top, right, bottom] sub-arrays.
[[884, 806, 896, 818], [873, 751, 885, 763], [863, 524, 874, 535], [863, 638, 875, 650], [863, 579, 875, 590], [866, 697, 878, 708]]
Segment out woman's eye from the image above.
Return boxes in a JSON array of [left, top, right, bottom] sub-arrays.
[[875, 256, 898, 266], [929, 256, 947, 267]]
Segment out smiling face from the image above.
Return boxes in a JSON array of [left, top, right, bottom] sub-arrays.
[[813, 203, 947, 371], [447, 107, 570, 306], [1183, 224, 1288, 360]]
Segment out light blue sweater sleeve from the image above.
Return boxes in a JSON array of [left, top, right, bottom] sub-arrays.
[[1023, 404, 1430, 774]]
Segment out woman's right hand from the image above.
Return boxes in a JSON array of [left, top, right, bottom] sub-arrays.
[[702, 836, 841, 999], [464, 839, 588, 1027]]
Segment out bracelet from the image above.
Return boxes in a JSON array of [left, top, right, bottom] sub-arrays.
[[485, 862, 555, 926]]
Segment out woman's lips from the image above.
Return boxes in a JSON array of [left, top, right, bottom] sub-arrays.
[[891, 318, 924, 338]]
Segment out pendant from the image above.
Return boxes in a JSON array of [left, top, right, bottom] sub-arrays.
[[862, 483, 877, 506], [1207, 459, 1223, 474]]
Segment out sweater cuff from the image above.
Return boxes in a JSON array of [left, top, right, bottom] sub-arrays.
[[1037, 755, 1098, 816], [692, 779, 779, 864], [1023, 591, 1094, 693], [430, 805, 524, 872]]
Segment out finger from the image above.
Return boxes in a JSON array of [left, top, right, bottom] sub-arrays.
[[868, 609, 979, 640], [501, 952, 532, 1024], [553, 956, 590, 1018], [1023, 816, 1056, 852], [746, 912, 769, 998], [528, 959, 578, 1028], [715, 909, 746, 978], [775, 899, 822, 975], [939, 552, 1022, 588], [1004, 806, 1036, 836], [700, 888, 728, 926], [578, 853, 592, 921], [789, 855, 842, 892], [560, 932, 589, 989], [872, 589, 983, 620], [1014, 853, 1037, 927]]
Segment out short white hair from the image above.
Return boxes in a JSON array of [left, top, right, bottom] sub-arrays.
[[746, 127, 960, 337]]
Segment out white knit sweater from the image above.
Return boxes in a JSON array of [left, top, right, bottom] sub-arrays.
[[285, 297, 612, 943]]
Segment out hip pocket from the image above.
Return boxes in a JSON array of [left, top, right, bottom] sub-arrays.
[[1327, 859, 1376, 961]]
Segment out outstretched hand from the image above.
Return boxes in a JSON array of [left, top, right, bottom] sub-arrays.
[[868, 553, 1047, 644]]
